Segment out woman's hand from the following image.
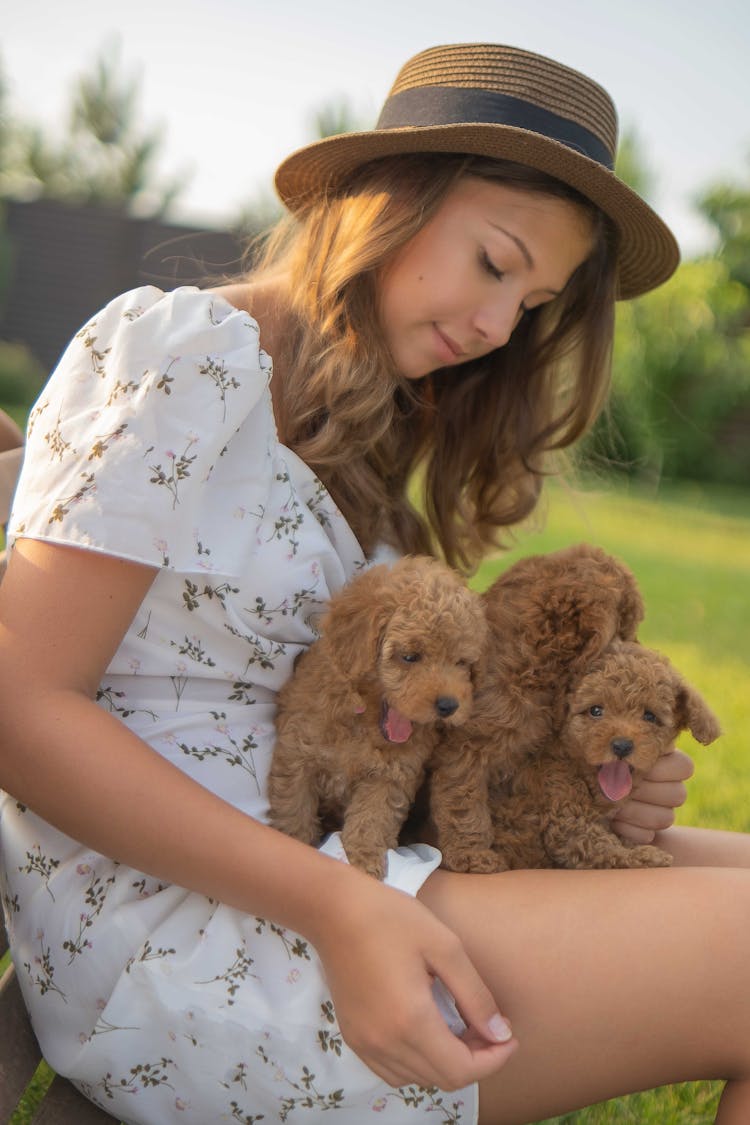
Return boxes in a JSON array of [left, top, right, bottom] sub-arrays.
[[311, 868, 517, 1090], [612, 749, 694, 843]]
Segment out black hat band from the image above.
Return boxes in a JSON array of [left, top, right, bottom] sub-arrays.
[[376, 86, 615, 171]]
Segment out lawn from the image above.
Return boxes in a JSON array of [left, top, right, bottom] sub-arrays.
[[2, 475, 748, 1123]]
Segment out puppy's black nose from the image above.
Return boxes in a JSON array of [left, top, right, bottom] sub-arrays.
[[611, 738, 634, 759], [436, 696, 459, 718]]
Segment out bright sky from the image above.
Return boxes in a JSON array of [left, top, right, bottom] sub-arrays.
[[3, 0, 749, 256]]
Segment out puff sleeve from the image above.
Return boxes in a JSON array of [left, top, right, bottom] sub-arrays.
[[9, 286, 277, 576]]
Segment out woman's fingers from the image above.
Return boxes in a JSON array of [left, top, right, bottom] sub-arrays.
[[612, 749, 694, 841], [377, 927, 517, 1090], [425, 927, 513, 1048], [350, 979, 516, 1090], [639, 749, 695, 785], [317, 877, 516, 1090], [613, 801, 670, 842], [335, 955, 516, 1090]]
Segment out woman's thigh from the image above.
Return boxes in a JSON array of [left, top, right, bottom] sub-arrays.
[[659, 824, 750, 868], [419, 840, 750, 1125]]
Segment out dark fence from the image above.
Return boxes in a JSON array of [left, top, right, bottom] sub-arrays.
[[0, 198, 247, 373]]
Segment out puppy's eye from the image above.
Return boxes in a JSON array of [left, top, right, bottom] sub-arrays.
[[643, 709, 659, 724], [456, 657, 469, 668], [401, 652, 422, 664], [588, 705, 604, 718]]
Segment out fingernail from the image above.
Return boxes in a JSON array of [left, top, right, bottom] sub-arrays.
[[488, 1013, 513, 1042]]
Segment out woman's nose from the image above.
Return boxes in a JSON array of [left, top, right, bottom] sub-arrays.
[[472, 299, 523, 349]]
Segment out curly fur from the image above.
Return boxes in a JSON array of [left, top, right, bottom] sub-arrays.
[[427, 543, 646, 873], [268, 555, 488, 878], [490, 640, 721, 869]]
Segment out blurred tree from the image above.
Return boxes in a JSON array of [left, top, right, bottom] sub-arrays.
[[233, 187, 284, 239], [697, 165, 750, 292], [591, 257, 750, 486], [583, 138, 750, 489], [0, 40, 187, 217], [310, 97, 367, 142]]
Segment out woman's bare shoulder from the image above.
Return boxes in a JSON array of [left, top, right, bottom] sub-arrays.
[[208, 282, 254, 315]]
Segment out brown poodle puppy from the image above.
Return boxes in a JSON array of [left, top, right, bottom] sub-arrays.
[[268, 555, 488, 879], [428, 543, 645, 873], [490, 640, 721, 869]]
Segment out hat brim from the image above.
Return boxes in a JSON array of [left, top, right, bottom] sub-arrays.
[[274, 124, 680, 299]]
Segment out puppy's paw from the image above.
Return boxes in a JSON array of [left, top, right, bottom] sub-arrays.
[[624, 844, 674, 868], [343, 845, 387, 880], [440, 846, 507, 874], [594, 843, 673, 869]]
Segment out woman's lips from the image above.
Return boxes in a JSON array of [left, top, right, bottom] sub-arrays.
[[434, 325, 467, 362]]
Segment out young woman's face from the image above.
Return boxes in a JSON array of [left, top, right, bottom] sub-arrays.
[[378, 175, 596, 380]]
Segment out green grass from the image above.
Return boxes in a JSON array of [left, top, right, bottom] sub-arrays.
[[8, 1063, 55, 1125], [3, 475, 748, 1123], [537, 1083, 725, 1125], [473, 476, 749, 1124]]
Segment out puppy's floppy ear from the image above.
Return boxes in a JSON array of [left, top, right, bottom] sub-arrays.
[[581, 553, 645, 653], [672, 674, 722, 745], [319, 563, 397, 683]]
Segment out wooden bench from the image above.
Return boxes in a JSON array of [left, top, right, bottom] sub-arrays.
[[0, 917, 117, 1123]]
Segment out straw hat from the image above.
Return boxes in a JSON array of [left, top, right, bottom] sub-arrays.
[[275, 43, 679, 299]]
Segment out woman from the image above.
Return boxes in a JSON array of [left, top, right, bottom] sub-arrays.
[[0, 42, 748, 1125]]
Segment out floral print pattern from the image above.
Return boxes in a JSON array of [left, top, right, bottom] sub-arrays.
[[0, 287, 476, 1125]]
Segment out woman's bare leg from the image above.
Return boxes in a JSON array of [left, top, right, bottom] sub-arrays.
[[659, 826, 750, 1124], [659, 824, 750, 868], [419, 853, 750, 1125]]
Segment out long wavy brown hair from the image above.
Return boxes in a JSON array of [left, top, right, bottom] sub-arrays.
[[247, 153, 618, 572]]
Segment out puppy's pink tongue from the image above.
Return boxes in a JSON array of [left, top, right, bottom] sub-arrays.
[[598, 761, 633, 802], [383, 706, 413, 743]]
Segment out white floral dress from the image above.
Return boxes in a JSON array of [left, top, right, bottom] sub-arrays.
[[0, 286, 476, 1125]]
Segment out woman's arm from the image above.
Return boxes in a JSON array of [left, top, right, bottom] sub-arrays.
[[0, 408, 23, 453], [0, 537, 515, 1089]]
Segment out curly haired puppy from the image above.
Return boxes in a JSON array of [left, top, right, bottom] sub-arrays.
[[428, 543, 645, 873], [268, 555, 488, 879], [490, 640, 721, 869]]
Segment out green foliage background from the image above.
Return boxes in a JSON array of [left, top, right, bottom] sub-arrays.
[[586, 257, 750, 487], [582, 142, 750, 491]]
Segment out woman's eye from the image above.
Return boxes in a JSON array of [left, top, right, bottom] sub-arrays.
[[480, 249, 505, 282], [588, 705, 604, 718], [401, 652, 421, 664]]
